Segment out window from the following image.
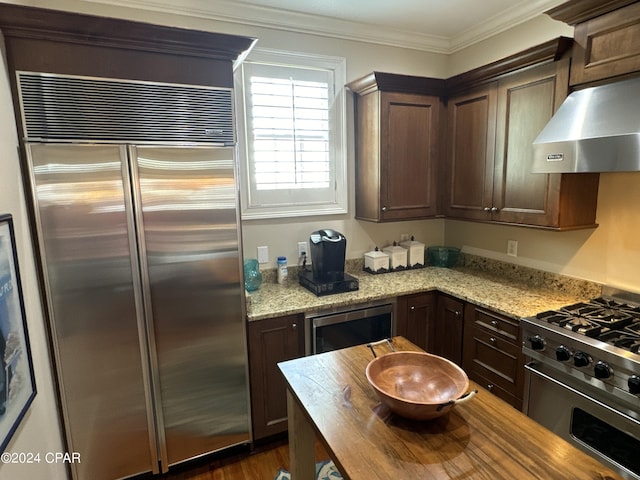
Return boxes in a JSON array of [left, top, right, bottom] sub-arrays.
[[236, 49, 347, 219]]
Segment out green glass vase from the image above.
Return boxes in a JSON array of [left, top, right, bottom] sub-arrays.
[[243, 258, 262, 292]]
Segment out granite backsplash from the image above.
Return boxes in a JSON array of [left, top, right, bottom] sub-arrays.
[[255, 252, 602, 300]]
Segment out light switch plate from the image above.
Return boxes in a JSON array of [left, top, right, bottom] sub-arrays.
[[507, 240, 518, 257]]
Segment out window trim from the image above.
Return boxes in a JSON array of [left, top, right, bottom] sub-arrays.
[[235, 48, 348, 220]]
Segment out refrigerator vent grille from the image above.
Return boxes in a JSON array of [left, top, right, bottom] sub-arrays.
[[17, 72, 235, 144]]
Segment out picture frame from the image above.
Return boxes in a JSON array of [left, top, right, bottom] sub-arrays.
[[0, 214, 36, 452]]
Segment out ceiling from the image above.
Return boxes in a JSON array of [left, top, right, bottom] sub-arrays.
[[85, 0, 567, 53]]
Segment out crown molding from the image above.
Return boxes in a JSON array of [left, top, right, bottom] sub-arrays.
[[545, 0, 637, 25], [450, 0, 568, 52], [80, 0, 568, 54]]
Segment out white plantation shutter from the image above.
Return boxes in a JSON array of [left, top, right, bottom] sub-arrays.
[[249, 76, 330, 190], [236, 50, 347, 219]]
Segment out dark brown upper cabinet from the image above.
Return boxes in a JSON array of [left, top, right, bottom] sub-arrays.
[[546, 0, 640, 85], [347, 73, 445, 222], [349, 39, 600, 229], [444, 57, 600, 229], [0, 4, 256, 94]]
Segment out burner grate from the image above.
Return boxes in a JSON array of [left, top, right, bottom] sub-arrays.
[[536, 310, 574, 324], [558, 300, 636, 330], [535, 296, 640, 346], [562, 318, 602, 337], [599, 331, 640, 353], [536, 309, 602, 337], [592, 297, 640, 315], [625, 321, 640, 336]]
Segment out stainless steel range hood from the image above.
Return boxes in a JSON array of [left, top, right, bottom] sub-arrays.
[[532, 76, 640, 173]]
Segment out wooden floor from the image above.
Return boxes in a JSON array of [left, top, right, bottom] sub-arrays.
[[157, 436, 328, 480]]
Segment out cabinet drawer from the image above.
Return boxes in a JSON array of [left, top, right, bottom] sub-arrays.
[[473, 308, 519, 342], [471, 370, 522, 411], [464, 325, 522, 397]]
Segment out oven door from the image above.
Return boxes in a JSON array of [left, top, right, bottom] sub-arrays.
[[305, 302, 394, 355], [524, 362, 640, 480]]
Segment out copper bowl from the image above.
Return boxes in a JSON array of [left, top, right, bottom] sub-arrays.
[[365, 350, 476, 420]]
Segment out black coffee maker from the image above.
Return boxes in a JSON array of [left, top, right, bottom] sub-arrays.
[[310, 229, 346, 282], [299, 229, 359, 296]]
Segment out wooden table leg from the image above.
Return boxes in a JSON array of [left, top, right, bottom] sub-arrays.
[[287, 388, 315, 480]]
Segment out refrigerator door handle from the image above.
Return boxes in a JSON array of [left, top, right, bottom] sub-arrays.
[[124, 145, 169, 473]]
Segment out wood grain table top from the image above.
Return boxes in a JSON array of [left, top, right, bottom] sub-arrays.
[[278, 336, 621, 480]]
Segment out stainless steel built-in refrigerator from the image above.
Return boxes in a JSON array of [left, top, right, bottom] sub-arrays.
[[18, 73, 250, 479]]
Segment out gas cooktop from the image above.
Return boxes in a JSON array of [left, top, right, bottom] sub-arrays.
[[522, 289, 640, 401], [534, 297, 640, 353]]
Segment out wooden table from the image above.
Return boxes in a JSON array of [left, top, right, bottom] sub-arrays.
[[278, 336, 621, 480]]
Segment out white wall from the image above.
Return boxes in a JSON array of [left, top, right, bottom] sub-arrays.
[[0, 35, 67, 479], [447, 15, 573, 76]]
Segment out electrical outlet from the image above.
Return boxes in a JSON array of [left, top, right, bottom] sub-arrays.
[[297, 241, 309, 257], [507, 240, 518, 257], [257, 246, 269, 264]]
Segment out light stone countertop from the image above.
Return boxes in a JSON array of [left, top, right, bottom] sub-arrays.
[[246, 263, 600, 321]]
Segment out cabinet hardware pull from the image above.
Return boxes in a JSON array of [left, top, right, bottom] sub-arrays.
[[491, 320, 498, 327], [491, 207, 499, 213], [455, 311, 461, 317], [487, 383, 494, 391], [381, 206, 388, 211], [483, 207, 491, 212], [292, 323, 297, 329], [490, 337, 496, 344], [410, 306, 415, 311]]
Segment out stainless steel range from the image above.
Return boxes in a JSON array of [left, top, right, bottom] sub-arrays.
[[522, 287, 640, 480]]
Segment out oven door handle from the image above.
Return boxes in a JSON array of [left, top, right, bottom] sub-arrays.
[[525, 362, 591, 400], [525, 362, 637, 419]]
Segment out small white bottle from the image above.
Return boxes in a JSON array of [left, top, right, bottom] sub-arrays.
[[277, 256, 288, 284]]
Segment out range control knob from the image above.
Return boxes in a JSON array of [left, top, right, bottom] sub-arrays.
[[573, 351, 591, 368], [594, 361, 612, 379], [629, 375, 640, 395], [529, 335, 546, 351], [555, 345, 572, 362]]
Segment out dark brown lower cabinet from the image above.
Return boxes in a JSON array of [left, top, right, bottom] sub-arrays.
[[396, 291, 437, 352], [396, 292, 464, 365], [247, 314, 304, 441], [462, 304, 525, 410], [433, 294, 464, 365], [398, 292, 525, 409], [248, 294, 525, 440]]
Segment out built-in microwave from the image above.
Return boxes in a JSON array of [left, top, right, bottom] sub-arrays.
[[305, 300, 395, 355]]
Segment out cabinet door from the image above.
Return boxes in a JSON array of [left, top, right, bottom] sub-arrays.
[[492, 60, 567, 226], [379, 92, 440, 221], [571, 2, 640, 85], [247, 314, 303, 440], [493, 59, 599, 228], [396, 292, 436, 352], [433, 295, 464, 365], [443, 84, 497, 220]]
